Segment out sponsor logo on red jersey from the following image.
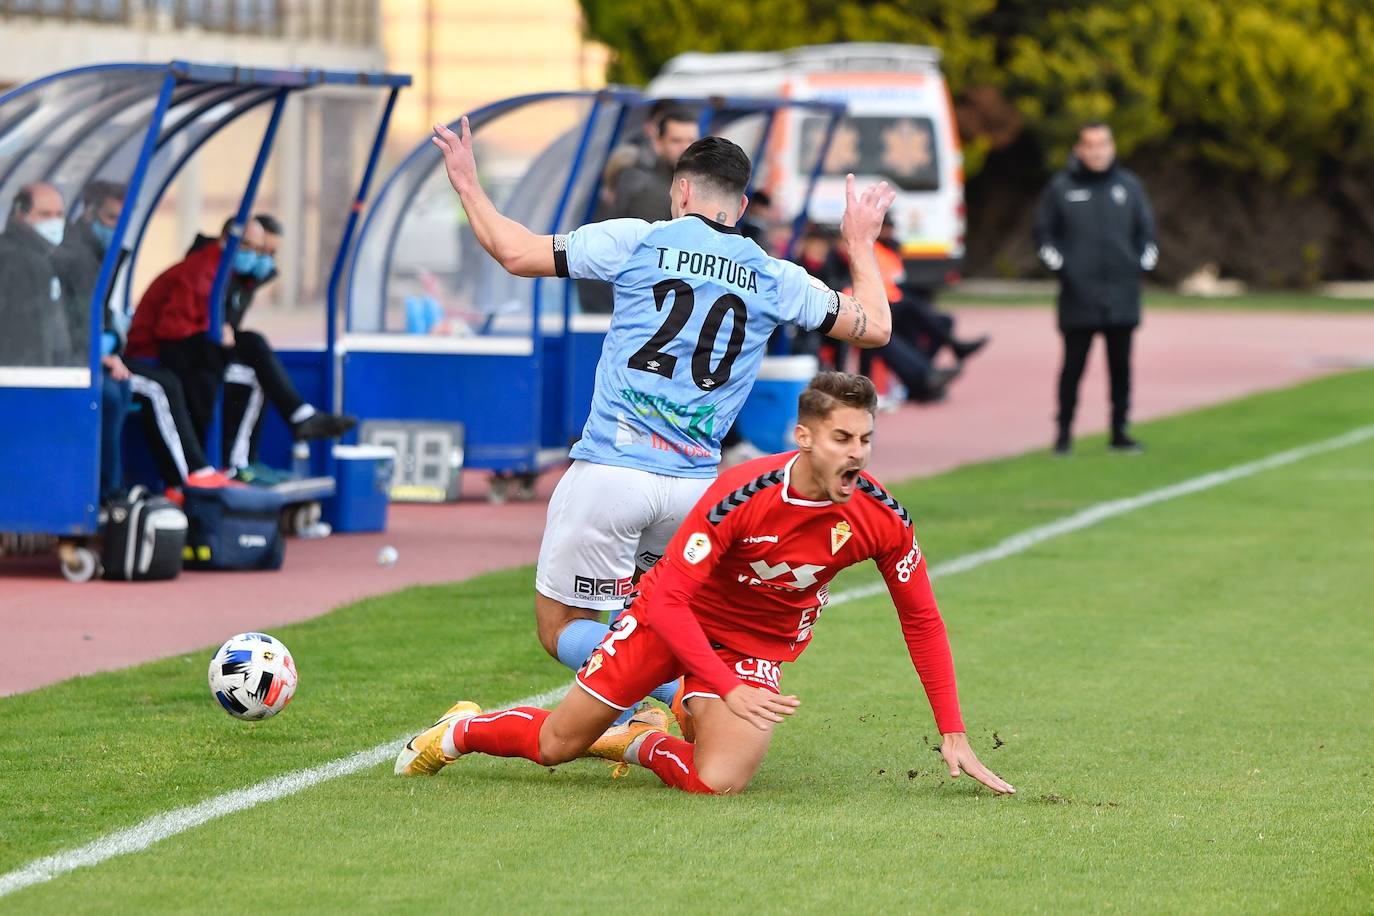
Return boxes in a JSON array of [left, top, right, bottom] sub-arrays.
[[740, 559, 826, 591]]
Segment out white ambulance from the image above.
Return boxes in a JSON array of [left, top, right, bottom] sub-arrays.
[[649, 43, 965, 287]]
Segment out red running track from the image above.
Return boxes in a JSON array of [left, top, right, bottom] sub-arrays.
[[2, 306, 1371, 696]]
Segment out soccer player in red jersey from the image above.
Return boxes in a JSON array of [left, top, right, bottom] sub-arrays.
[[395, 372, 1014, 796]]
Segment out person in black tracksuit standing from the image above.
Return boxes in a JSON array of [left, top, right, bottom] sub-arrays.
[[1035, 122, 1158, 454]]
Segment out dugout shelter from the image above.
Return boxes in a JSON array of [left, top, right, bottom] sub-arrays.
[[0, 61, 409, 572]]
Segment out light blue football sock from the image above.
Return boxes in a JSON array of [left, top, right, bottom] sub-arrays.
[[555, 618, 609, 672]]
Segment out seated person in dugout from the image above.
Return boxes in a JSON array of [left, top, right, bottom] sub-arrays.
[[125, 215, 356, 470], [0, 182, 78, 367]]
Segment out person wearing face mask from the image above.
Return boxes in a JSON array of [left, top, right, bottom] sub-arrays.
[[51, 180, 136, 500], [126, 215, 355, 472], [182, 213, 298, 473], [0, 182, 74, 366]]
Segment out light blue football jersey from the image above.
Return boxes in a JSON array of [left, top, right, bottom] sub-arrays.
[[555, 214, 840, 477]]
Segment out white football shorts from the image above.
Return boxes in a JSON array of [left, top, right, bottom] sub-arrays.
[[535, 460, 714, 611]]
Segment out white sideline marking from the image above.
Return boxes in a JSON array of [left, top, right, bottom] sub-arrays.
[[828, 424, 1374, 607], [4, 423, 1372, 898], [0, 686, 567, 899]]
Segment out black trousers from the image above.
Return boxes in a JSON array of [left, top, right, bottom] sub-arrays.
[[127, 361, 211, 485], [158, 330, 306, 446], [1057, 325, 1135, 435]]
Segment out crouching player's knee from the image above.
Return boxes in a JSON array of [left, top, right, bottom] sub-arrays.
[[536, 731, 583, 766], [694, 762, 757, 796]]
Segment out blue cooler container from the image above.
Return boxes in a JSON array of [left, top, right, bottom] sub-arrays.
[[733, 355, 819, 455], [323, 445, 395, 533]]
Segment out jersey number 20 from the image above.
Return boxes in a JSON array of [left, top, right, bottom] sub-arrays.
[[627, 279, 748, 391]]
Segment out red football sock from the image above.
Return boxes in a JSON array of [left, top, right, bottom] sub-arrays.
[[453, 706, 550, 764], [637, 733, 717, 794]]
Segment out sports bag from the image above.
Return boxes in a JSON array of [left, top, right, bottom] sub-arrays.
[[101, 488, 187, 581], [183, 485, 287, 571]]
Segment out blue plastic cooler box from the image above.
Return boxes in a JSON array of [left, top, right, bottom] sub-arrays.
[[734, 355, 820, 455], [323, 445, 396, 533]]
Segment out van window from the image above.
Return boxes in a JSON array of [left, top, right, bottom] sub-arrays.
[[800, 115, 940, 192]]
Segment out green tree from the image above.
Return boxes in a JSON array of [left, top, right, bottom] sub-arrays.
[[578, 0, 1374, 187]]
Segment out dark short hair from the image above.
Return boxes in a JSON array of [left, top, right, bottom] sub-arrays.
[[673, 136, 751, 200], [81, 180, 126, 217], [646, 98, 674, 124], [220, 216, 237, 238], [253, 213, 283, 235], [11, 186, 34, 216], [656, 106, 697, 137], [797, 372, 878, 423], [750, 189, 772, 209], [1077, 120, 1111, 140]]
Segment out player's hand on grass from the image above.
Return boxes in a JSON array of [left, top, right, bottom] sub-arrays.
[[432, 117, 480, 196], [840, 173, 897, 245], [724, 685, 800, 731], [940, 732, 1015, 795]]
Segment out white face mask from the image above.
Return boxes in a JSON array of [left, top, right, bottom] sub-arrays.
[[33, 218, 64, 247]]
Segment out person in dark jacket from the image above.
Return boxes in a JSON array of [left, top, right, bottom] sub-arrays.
[[1035, 121, 1158, 454], [52, 180, 135, 499], [0, 182, 73, 366]]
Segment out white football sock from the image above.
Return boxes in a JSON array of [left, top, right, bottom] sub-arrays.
[[440, 719, 463, 758], [290, 404, 316, 425]]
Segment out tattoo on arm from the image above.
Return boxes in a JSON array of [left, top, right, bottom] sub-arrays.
[[841, 294, 868, 342]]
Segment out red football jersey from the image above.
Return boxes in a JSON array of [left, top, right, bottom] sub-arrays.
[[634, 451, 964, 733]]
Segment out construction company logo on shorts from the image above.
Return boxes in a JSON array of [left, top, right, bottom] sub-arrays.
[[573, 575, 633, 598], [894, 531, 922, 583], [740, 534, 779, 545], [682, 532, 712, 565], [742, 559, 825, 591], [735, 657, 781, 690], [830, 520, 853, 555], [619, 388, 716, 442]]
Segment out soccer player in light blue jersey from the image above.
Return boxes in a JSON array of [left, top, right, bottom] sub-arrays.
[[431, 116, 895, 723]]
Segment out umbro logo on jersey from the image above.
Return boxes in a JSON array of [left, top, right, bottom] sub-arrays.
[[741, 535, 779, 544]]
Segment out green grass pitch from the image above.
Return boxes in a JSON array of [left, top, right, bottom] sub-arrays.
[[1, 370, 1371, 913]]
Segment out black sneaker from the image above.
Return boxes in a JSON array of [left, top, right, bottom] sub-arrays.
[[1109, 433, 1145, 454], [1053, 434, 1072, 457], [952, 335, 990, 361], [293, 412, 358, 441]]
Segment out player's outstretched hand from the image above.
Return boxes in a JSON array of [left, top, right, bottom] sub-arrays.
[[839, 173, 896, 244], [940, 732, 1015, 795], [432, 117, 479, 196], [724, 685, 800, 731]]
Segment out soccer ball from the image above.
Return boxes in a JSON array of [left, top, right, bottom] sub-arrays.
[[208, 632, 298, 720]]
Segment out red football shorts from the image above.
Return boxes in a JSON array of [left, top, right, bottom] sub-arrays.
[[575, 612, 783, 711]]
